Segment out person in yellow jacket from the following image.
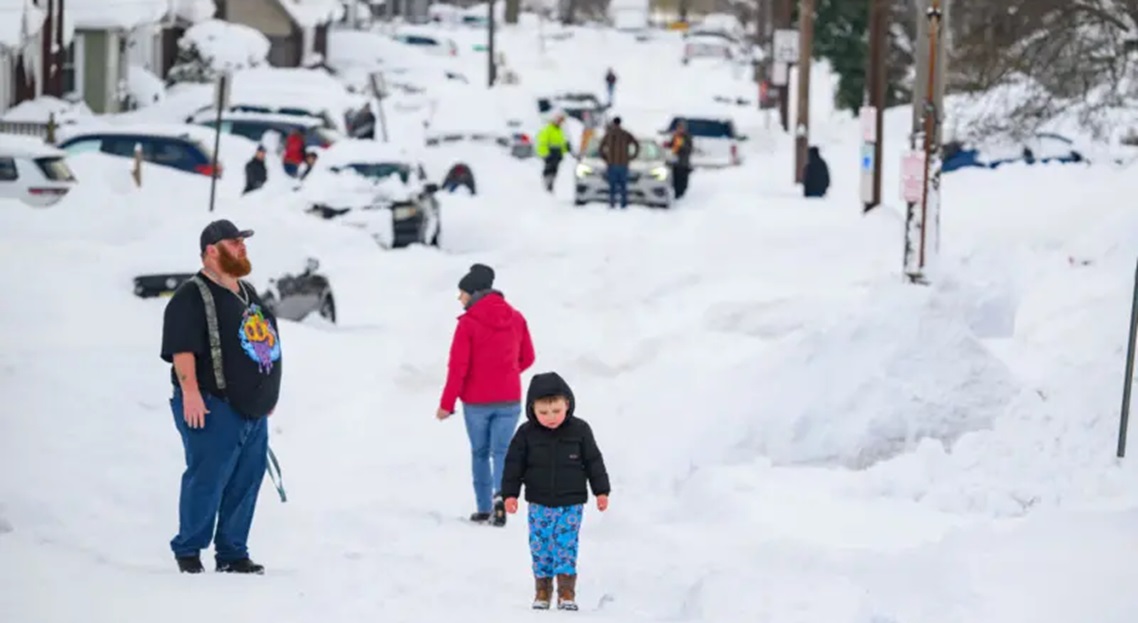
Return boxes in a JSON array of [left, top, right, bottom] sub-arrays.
[[535, 113, 573, 193]]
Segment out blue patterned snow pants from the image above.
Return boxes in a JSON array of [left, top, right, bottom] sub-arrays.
[[527, 503, 583, 578]]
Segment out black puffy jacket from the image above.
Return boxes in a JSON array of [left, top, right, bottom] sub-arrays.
[[500, 372, 611, 507]]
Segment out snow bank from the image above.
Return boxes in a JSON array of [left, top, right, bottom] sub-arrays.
[[127, 64, 165, 107], [0, 96, 93, 124], [718, 282, 1020, 470]]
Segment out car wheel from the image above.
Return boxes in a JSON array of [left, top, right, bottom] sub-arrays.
[[319, 293, 336, 323], [574, 197, 586, 206]]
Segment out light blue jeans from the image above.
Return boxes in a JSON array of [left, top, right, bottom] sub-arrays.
[[463, 403, 522, 513]]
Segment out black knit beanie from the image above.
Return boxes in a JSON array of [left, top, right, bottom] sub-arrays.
[[458, 263, 495, 294]]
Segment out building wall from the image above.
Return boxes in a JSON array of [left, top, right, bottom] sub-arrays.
[[225, 0, 294, 36]]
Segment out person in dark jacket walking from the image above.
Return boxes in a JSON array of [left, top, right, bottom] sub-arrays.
[[802, 145, 831, 198], [243, 146, 267, 195], [665, 121, 693, 199], [501, 371, 610, 612], [604, 68, 617, 106], [437, 264, 536, 526], [598, 116, 640, 209]]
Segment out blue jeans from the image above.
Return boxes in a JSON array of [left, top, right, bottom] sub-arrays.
[[463, 403, 522, 513], [169, 389, 268, 562], [606, 164, 629, 208]]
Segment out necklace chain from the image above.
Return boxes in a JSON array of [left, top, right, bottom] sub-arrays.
[[204, 268, 250, 307]]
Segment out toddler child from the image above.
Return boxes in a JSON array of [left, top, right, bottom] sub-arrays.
[[501, 371, 610, 611]]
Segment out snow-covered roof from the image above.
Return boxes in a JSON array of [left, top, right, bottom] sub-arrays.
[[0, 0, 45, 50], [67, 0, 167, 30], [276, 0, 343, 28]]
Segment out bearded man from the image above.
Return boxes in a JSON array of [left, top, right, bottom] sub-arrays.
[[160, 219, 283, 575]]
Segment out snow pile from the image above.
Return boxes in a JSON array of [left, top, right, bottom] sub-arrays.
[[126, 64, 165, 107], [0, 0, 45, 50], [718, 282, 1020, 470], [167, 19, 271, 84], [0, 96, 94, 124], [67, 0, 167, 30]]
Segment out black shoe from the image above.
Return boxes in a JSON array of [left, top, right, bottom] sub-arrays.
[[216, 558, 265, 574], [469, 512, 491, 523], [176, 555, 204, 574], [491, 495, 507, 527]]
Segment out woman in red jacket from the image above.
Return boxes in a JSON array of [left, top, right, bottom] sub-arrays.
[[282, 130, 305, 177], [437, 263, 536, 526]]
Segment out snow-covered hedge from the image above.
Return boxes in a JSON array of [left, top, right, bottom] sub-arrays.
[[166, 19, 271, 85]]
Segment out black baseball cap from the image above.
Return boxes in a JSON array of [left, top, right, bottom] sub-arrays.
[[200, 219, 254, 254]]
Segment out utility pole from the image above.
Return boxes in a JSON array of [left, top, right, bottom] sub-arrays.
[[772, 0, 792, 131], [487, 0, 497, 87], [793, 0, 814, 184], [902, 0, 948, 284], [861, 0, 888, 211]]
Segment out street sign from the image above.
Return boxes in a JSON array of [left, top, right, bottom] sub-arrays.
[[860, 143, 875, 203], [773, 29, 799, 64], [771, 61, 789, 87], [901, 150, 926, 203]]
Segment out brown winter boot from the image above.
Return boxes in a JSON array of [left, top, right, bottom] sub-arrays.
[[533, 576, 553, 610], [556, 573, 578, 611]]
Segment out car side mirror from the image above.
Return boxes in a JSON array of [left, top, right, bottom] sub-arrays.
[[305, 257, 320, 273], [424, 182, 439, 194]]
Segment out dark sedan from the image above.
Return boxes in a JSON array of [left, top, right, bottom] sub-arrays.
[[132, 258, 336, 323]]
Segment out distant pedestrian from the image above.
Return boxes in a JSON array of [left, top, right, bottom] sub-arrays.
[[282, 129, 304, 177], [604, 68, 617, 106], [598, 116, 640, 209], [437, 263, 536, 526], [536, 113, 571, 192], [243, 146, 267, 195], [665, 120, 693, 199], [802, 145, 830, 198]]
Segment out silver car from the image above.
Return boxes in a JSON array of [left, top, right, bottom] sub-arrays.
[[573, 135, 674, 208]]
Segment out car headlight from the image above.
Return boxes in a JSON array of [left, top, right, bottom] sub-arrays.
[[650, 166, 669, 181], [575, 163, 593, 177]]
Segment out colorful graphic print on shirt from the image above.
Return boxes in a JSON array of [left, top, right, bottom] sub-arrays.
[[239, 303, 281, 374]]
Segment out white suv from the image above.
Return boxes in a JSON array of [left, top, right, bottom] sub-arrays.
[[0, 134, 77, 207]]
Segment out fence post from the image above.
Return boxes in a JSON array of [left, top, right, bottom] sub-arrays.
[[1117, 256, 1138, 457], [46, 112, 57, 145]]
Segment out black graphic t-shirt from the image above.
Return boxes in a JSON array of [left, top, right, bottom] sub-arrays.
[[160, 271, 283, 418]]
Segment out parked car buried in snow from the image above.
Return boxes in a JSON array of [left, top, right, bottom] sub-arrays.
[[132, 257, 337, 323], [299, 141, 443, 249], [0, 135, 77, 207]]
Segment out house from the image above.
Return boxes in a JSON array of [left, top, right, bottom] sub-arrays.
[[216, 0, 342, 68], [0, 0, 50, 115]]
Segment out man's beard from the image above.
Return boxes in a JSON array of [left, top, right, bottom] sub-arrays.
[[218, 246, 252, 277]]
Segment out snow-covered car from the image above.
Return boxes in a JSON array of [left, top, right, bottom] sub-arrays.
[[681, 33, 738, 64], [131, 257, 337, 323], [942, 133, 1087, 173], [425, 85, 539, 159], [390, 29, 459, 57], [658, 115, 746, 168], [537, 92, 610, 128], [299, 140, 443, 249], [573, 134, 674, 209], [191, 110, 343, 151], [56, 123, 255, 178], [0, 135, 77, 207]]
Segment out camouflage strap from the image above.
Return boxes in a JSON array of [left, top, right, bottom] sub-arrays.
[[189, 275, 226, 390]]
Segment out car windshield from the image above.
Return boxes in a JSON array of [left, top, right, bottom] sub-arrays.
[[346, 162, 411, 183], [669, 118, 736, 138], [584, 135, 662, 161]]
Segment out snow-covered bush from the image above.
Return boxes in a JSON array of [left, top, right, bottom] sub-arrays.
[[166, 19, 270, 85]]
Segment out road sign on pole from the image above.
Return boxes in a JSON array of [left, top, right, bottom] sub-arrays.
[[773, 28, 799, 64]]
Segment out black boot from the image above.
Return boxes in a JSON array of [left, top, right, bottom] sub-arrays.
[[469, 512, 491, 523], [216, 558, 265, 574], [491, 494, 507, 527], [176, 555, 204, 574]]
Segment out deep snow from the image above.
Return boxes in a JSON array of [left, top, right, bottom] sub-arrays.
[[2, 16, 1138, 623]]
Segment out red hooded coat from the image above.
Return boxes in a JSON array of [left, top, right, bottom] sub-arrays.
[[439, 292, 535, 412]]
